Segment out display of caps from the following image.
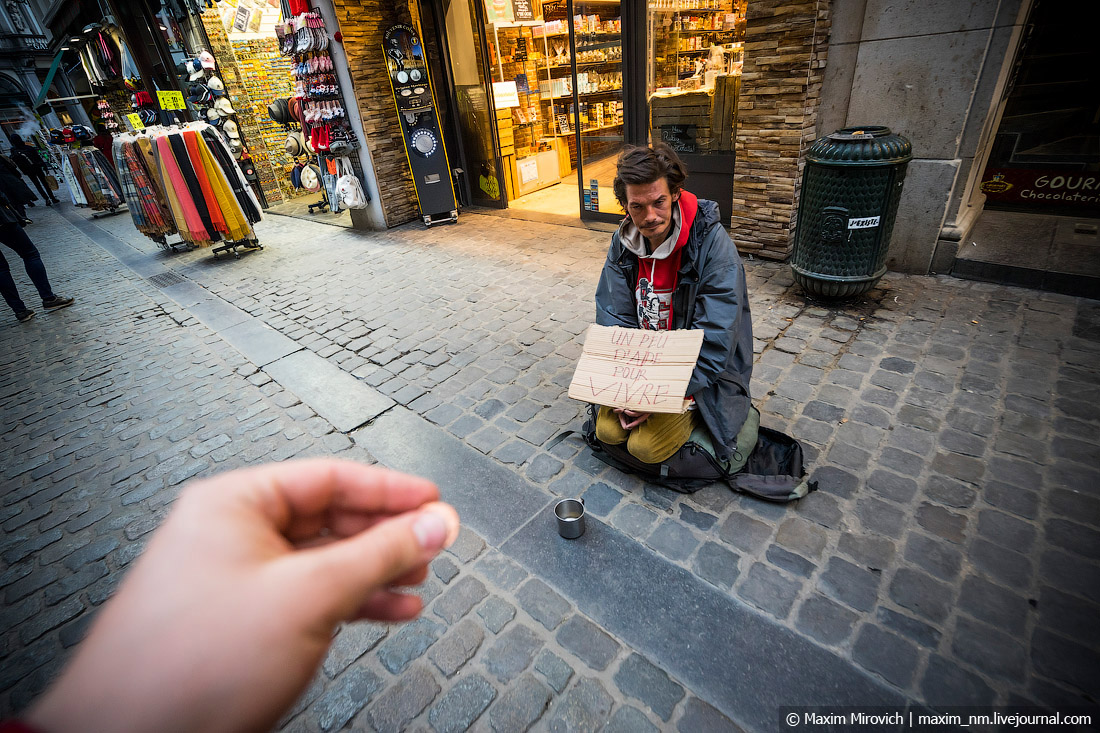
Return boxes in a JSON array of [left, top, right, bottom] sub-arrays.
[[214, 97, 236, 117], [49, 128, 64, 145], [62, 127, 75, 143], [207, 76, 225, 95], [199, 50, 217, 70], [72, 125, 94, 141], [223, 120, 240, 139]]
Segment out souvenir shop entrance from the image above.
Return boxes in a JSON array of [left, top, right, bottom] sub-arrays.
[[425, 0, 746, 225]]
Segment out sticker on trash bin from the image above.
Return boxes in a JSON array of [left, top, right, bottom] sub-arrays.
[[848, 216, 880, 229]]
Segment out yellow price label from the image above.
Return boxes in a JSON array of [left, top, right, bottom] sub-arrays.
[[127, 113, 145, 130], [157, 90, 186, 111]]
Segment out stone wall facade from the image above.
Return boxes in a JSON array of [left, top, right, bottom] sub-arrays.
[[731, 0, 830, 260], [331, 0, 420, 227]]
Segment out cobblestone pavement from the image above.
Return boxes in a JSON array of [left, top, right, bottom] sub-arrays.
[[2, 200, 1098, 731]]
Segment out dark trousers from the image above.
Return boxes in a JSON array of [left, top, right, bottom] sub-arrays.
[[25, 169, 57, 203], [0, 223, 54, 313]]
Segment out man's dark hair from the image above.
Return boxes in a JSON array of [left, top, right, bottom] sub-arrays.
[[613, 142, 688, 207]]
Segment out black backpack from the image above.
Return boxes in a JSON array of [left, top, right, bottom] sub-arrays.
[[10, 148, 36, 172], [581, 404, 817, 503]]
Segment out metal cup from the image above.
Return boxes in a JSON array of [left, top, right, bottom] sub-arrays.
[[554, 498, 586, 539]]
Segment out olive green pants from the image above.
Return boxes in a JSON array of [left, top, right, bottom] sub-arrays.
[[595, 406, 700, 464]]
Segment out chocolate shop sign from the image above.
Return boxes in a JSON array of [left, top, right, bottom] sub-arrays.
[[980, 169, 1100, 213]]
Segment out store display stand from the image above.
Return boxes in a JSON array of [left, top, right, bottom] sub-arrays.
[[91, 206, 127, 220], [309, 152, 329, 213], [152, 233, 194, 253], [212, 238, 263, 259]]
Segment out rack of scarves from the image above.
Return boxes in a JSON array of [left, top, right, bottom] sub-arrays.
[[112, 123, 264, 258], [59, 147, 124, 214]]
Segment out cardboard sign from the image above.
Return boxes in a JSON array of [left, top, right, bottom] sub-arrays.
[[157, 90, 186, 111], [568, 325, 704, 414], [127, 113, 145, 130]]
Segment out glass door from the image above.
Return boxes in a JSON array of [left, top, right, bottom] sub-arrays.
[[570, 0, 627, 221], [436, 0, 507, 207]]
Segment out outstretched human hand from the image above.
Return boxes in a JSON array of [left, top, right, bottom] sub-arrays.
[[26, 459, 460, 733]]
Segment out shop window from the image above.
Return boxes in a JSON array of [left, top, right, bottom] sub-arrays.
[[647, 0, 745, 156]]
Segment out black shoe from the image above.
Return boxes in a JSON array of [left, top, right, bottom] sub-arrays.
[[16, 309, 35, 322], [21, 218, 31, 225], [26, 201, 35, 207], [50, 198, 60, 204], [42, 296, 73, 310], [45, 200, 52, 206]]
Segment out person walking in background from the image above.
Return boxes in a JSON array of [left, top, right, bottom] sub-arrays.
[[0, 152, 36, 224], [9, 134, 60, 206], [0, 188, 73, 322]]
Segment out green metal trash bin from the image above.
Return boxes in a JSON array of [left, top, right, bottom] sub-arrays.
[[791, 126, 912, 298]]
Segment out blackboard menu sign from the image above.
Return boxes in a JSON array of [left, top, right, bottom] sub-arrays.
[[661, 124, 697, 154], [543, 0, 567, 21], [512, 0, 535, 21]]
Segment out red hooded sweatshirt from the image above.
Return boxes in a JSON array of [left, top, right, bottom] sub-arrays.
[[617, 190, 699, 331]]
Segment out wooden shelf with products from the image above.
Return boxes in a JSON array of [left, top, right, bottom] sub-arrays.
[[651, 7, 727, 12]]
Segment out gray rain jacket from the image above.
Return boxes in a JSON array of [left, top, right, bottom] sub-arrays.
[[594, 194, 753, 462]]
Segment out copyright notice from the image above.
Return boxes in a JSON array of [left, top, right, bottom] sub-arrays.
[[779, 707, 1094, 731]]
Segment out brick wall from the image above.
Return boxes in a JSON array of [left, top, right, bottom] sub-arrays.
[[331, 0, 420, 227], [732, 0, 830, 260]]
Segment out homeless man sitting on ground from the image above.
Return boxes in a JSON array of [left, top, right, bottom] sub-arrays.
[[594, 143, 757, 471]]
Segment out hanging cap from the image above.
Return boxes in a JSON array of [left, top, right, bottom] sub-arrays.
[[187, 59, 204, 81], [207, 76, 225, 94], [199, 50, 217, 70], [223, 120, 240, 139], [214, 97, 236, 117], [228, 138, 244, 157], [188, 84, 214, 105], [205, 107, 221, 122]]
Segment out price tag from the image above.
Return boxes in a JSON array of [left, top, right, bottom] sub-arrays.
[[127, 113, 145, 130], [157, 90, 186, 111]]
